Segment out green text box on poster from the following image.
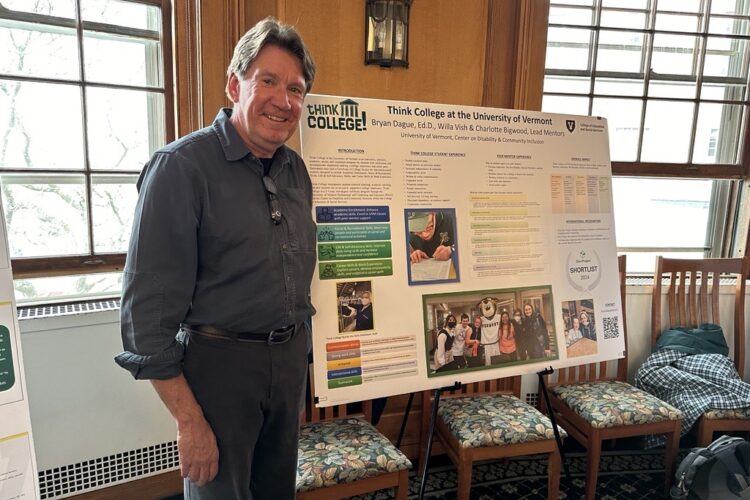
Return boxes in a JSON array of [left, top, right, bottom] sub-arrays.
[[318, 242, 392, 261], [318, 259, 393, 280], [0, 325, 15, 392], [328, 376, 362, 389], [317, 224, 391, 242]]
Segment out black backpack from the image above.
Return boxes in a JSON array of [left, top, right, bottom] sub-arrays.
[[670, 435, 750, 500]]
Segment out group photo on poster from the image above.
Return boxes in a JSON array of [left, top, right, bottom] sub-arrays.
[[423, 286, 558, 377]]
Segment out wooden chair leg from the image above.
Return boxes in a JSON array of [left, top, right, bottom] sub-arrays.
[[696, 417, 713, 447], [585, 437, 602, 500], [394, 469, 409, 500], [663, 426, 681, 494], [456, 459, 473, 500], [547, 448, 561, 500]]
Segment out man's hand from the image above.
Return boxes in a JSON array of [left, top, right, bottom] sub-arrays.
[[432, 245, 452, 261], [410, 249, 429, 263], [177, 414, 219, 486], [151, 375, 219, 487]]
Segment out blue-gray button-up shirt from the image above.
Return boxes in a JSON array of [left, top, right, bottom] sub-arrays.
[[116, 108, 317, 380]]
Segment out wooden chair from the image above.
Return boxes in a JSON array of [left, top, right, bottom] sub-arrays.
[[651, 256, 750, 447], [420, 376, 562, 500], [296, 364, 412, 500], [543, 255, 682, 500]]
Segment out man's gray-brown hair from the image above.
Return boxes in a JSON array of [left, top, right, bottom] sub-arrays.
[[227, 17, 316, 93]]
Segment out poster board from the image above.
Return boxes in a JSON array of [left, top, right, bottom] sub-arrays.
[[300, 95, 624, 407], [0, 199, 39, 499]]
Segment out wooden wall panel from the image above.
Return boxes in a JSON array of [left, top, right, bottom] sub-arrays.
[[280, 0, 488, 106]]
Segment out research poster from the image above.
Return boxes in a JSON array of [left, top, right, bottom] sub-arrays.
[[301, 95, 625, 407], [0, 199, 38, 500]]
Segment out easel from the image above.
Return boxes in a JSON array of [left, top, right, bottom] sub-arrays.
[[408, 368, 570, 500]]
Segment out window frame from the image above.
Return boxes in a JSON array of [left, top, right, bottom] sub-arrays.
[[544, 1, 750, 180], [0, 0, 175, 279]]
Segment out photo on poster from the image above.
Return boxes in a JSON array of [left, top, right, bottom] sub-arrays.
[[405, 209, 459, 285], [423, 286, 557, 377], [561, 298, 598, 358], [336, 281, 374, 332]]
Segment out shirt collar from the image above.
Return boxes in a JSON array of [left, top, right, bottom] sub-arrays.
[[212, 108, 291, 168]]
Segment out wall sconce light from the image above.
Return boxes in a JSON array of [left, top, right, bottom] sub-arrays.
[[365, 0, 412, 68]]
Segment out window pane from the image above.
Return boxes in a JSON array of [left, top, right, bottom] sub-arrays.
[[704, 36, 748, 79], [613, 178, 712, 249], [596, 30, 645, 73], [1, 0, 75, 18], [0, 23, 79, 80], [14, 273, 123, 304], [654, 13, 701, 33], [592, 98, 641, 161], [91, 175, 138, 253], [594, 77, 644, 96], [542, 95, 590, 115], [711, 0, 750, 15], [86, 87, 165, 171], [600, 9, 647, 29], [549, 6, 594, 26], [708, 16, 750, 36], [551, 0, 594, 6], [652, 34, 698, 76], [641, 100, 695, 162], [622, 251, 707, 274], [657, 0, 701, 13], [648, 80, 697, 98], [701, 81, 746, 101], [0, 81, 84, 170], [546, 27, 592, 71], [80, 0, 161, 31], [84, 31, 163, 87], [0, 174, 88, 258], [693, 103, 743, 164], [544, 75, 591, 93], [602, 0, 648, 8]]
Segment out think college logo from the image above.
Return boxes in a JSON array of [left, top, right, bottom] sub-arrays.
[[307, 99, 367, 131]]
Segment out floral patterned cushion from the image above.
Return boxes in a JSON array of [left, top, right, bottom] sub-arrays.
[[437, 394, 566, 449], [296, 417, 412, 493], [704, 407, 750, 420], [552, 380, 682, 428]]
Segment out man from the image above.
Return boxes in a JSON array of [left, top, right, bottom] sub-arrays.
[[342, 291, 374, 331], [408, 211, 454, 263], [115, 18, 316, 500]]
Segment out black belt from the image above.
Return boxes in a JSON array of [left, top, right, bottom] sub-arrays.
[[184, 324, 296, 345]]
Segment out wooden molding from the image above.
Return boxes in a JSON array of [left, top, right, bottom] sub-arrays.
[[512, 0, 549, 111], [173, 0, 204, 136]]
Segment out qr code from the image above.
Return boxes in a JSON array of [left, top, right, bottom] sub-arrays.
[[602, 316, 620, 339]]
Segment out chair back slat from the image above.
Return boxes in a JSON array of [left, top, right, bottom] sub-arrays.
[[651, 256, 747, 376]]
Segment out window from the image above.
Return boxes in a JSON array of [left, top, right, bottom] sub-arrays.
[[0, 0, 173, 302], [542, 0, 750, 272]]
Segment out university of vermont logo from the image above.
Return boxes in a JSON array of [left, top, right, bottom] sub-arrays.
[[566, 119, 576, 133], [307, 99, 367, 131]]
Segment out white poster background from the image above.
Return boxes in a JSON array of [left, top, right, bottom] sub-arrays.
[[0, 198, 39, 499], [301, 95, 624, 407]]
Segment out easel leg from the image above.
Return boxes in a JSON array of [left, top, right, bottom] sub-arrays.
[[537, 368, 571, 483], [418, 388, 443, 500], [396, 392, 414, 449]]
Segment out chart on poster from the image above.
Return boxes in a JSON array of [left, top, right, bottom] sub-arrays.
[[301, 95, 624, 407], [0, 200, 39, 500]]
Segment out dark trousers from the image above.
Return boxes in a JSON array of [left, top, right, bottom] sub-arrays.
[[182, 325, 308, 500]]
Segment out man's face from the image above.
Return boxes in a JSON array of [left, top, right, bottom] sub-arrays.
[[461, 317, 469, 328], [226, 44, 306, 158], [474, 317, 481, 328], [413, 212, 436, 241]]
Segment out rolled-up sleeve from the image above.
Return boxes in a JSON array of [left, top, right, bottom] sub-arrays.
[[115, 151, 201, 380]]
